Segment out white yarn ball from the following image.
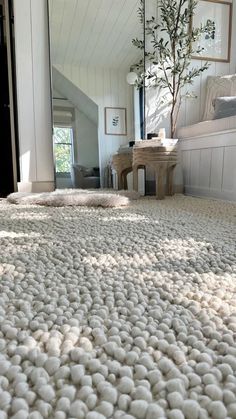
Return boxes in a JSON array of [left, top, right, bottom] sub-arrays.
[[56, 397, 70, 412], [168, 409, 185, 419], [11, 398, 29, 413], [146, 403, 165, 419], [125, 351, 139, 366], [44, 357, 60, 375], [69, 400, 87, 417], [167, 391, 184, 409], [118, 394, 131, 411], [227, 403, 236, 418], [54, 412, 66, 419], [0, 391, 11, 409], [100, 386, 118, 404], [130, 400, 148, 419], [95, 401, 114, 417], [208, 401, 227, 419], [28, 412, 44, 419], [166, 379, 186, 395], [114, 348, 126, 362], [183, 400, 200, 419], [59, 385, 76, 401], [92, 373, 105, 386], [25, 391, 36, 406], [11, 411, 29, 419], [37, 384, 55, 402], [195, 363, 211, 375], [86, 394, 97, 410], [77, 385, 93, 401], [86, 413, 106, 419], [120, 366, 133, 379], [0, 360, 10, 375], [223, 389, 235, 405], [79, 337, 93, 352], [36, 400, 52, 418], [134, 365, 147, 380], [71, 364, 85, 384], [205, 384, 223, 401], [14, 382, 28, 397], [134, 386, 152, 403], [118, 377, 134, 394]]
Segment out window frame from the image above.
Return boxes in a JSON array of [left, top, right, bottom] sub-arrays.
[[53, 105, 76, 175], [53, 125, 75, 175]]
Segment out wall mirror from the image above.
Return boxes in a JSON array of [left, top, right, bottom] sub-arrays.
[[48, 0, 145, 188]]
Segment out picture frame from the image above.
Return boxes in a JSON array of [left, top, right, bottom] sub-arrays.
[[191, 0, 232, 63], [105, 107, 127, 136]]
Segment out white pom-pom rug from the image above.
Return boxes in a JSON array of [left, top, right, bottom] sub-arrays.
[[7, 189, 140, 208], [0, 195, 236, 417]]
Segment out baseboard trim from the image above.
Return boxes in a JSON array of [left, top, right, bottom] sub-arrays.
[[17, 181, 55, 193], [184, 186, 236, 202]]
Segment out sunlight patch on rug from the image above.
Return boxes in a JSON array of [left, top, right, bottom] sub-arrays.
[[0, 195, 236, 417]]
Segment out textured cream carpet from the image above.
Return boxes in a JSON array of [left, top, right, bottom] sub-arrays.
[[0, 195, 236, 418]]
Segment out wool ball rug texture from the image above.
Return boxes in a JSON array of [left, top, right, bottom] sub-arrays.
[[0, 195, 236, 418]]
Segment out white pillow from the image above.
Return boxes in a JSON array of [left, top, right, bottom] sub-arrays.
[[203, 74, 236, 121]]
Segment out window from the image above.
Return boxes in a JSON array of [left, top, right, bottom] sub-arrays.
[[53, 126, 73, 173]]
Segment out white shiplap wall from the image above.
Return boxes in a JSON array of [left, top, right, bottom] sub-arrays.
[[146, 0, 236, 135], [14, 0, 54, 192], [178, 0, 236, 202], [55, 64, 134, 183], [49, 0, 142, 71], [181, 132, 236, 201]]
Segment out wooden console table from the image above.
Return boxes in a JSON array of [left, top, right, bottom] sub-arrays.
[[112, 152, 132, 190], [112, 144, 178, 199], [132, 145, 177, 199]]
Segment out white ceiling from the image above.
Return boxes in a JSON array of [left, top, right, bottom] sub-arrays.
[[49, 0, 143, 70]]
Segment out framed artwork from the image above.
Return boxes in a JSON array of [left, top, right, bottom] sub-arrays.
[[105, 107, 127, 136], [191, 0, 232, 62]]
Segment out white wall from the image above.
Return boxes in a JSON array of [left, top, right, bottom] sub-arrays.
[[14, 0, 54, 192], [181, 132, 236, 201], [74, 109, 99, 168], [146, 0, 236, 136], [55, 64, 134, 184]]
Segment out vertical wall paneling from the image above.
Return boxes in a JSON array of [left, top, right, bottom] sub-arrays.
[[182, 150, 191, 186], [189, 150, 200, 187], [199, 148, 211, 188], [14, 0, 36, 182], [222, 146, 236, 191], [31, 0, 54, 182], [14, 0, 54, 191], [210, 148, 224, 191], [180, 131, 236, 201]]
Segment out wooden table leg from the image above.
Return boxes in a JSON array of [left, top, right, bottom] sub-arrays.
[[117, 171, 123, 190], [133, 165, 139, 191], [123, 172, 128, 190], [155, 164, 165, 199], [166, 164, 176, 196]]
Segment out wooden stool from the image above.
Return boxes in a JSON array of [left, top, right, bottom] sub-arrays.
[[132, 145, 177, 199], [112, 153, 132, 190]]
